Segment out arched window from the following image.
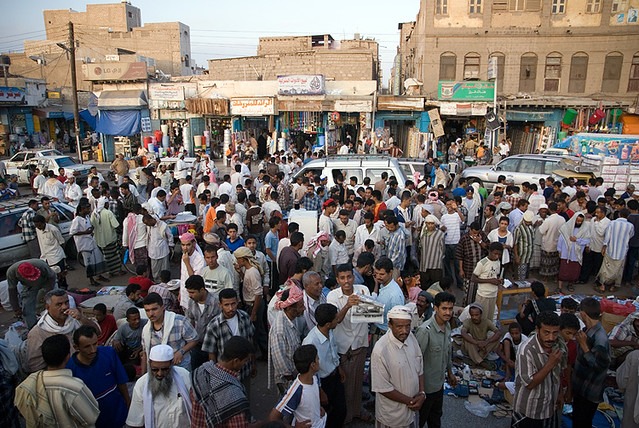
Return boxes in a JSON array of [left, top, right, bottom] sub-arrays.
[[568, 52, 589, 93], [544, 52, 562, 92], [602, 52, 623, 93], [464, 52, 481, 80], [519, 53, 538, 93], [439, 52, 456, 81]]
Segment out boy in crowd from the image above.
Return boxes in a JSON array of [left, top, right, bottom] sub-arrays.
[[498, 323, 527, 381], [270, 344, 326, 427]]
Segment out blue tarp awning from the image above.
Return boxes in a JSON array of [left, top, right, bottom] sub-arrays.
[[79, 109, 96, 130], [95, 109, 140, 136]]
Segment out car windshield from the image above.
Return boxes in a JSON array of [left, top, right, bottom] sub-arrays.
[[56, 157, 77, 167], [41, 149, 63, 156]]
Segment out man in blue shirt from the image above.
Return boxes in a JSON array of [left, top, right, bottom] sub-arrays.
[[67, 325, 130, 428], [224, 223, 245, 253], [372, 257, 405, 333]]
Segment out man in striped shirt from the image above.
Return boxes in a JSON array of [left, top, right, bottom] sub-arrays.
[[512, 311, 563, 427]]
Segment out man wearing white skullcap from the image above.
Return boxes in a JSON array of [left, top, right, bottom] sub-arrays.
[[371, 305, 425, 428], [419, 215, 445, 289], [126, 344, 192, 428]]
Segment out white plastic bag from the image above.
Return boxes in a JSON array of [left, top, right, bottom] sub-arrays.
[[464, 399, 497, 418]]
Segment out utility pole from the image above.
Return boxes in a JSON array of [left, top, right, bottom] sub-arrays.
[[68, 22, 83, 163]]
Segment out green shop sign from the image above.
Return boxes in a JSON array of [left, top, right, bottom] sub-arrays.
[[438, 81, 495, 101]]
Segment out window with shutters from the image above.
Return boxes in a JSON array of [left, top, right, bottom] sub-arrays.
[[490, 53, 505, 92], [552, 0, 566, 14], [586, 0, 601, 13], [470, 0, 483, 14], [629, 53, 639, 92], [504, 0, 541, 11], [436, 0, 449, 15], [544, 53, 562, 92], [601, 52, 623, 93], [464, 53, 481, 80], [568, 53, 588, 93], [611, 0, 628, 13], [440, 53, 457, 81], [493, 0, 508, 11], [519, 53, 537, 92]]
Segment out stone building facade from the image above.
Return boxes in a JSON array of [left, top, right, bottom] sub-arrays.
[[398, 0, 639, 101]]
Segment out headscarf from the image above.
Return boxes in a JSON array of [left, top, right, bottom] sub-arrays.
[[302, 231, 331, 257], [274, 285, 304, 310], [387, 305, 414, 320], [233, 246, 264, 275], [558, 213, 591, 265]]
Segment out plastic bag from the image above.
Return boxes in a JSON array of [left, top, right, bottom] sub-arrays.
[[600, 298, 636, 316], [464, 399, 497, 418]]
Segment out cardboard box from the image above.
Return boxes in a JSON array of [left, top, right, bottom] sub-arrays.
[[602, 165, 628, 174], [600, 174, 616, 183], [614, 182, 627, 191], [615, 174, 629, 183]]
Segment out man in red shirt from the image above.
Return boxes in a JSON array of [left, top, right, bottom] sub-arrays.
[[94, 303, 117, 345], [128, 265, 153, 297]]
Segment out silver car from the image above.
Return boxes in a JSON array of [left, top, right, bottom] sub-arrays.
[[460, 154, 563, 187], [0, 198, 76, 269]]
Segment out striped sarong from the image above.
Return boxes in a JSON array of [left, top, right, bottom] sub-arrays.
[[100, 241, 121, 274], [539, 250, 560, 277]]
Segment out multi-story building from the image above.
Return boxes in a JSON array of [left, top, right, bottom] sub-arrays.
[[397, 0, 639, 153]]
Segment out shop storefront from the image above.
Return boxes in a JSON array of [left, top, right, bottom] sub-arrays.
[[376, 96, 425, 156], [230, 97, 278, 154], [184, 97, 228, 156], [96, 89, 149, 162], [278, 99, 325, 153]]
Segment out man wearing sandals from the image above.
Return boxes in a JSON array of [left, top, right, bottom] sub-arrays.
[[596, 208, 634, 294]]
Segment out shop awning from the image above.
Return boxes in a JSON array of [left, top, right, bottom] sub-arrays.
[[98, 90, 147, 110], [185, 98, 229, 115], [32, 107, 74, 120], [95, 110, 140, 136]]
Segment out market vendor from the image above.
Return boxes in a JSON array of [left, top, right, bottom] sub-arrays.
[[609, 312, 639, 369], [460, 302, 503, 365]]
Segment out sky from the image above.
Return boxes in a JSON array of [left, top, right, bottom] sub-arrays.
[[0, 0, 419, 84]]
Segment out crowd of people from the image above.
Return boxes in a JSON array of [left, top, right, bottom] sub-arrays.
[[1, 146, 639, 428]]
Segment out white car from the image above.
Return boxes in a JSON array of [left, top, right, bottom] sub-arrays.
[[0, 197, 76, 269], [5, 149, 64, 175], [17, 156, 93, 185]]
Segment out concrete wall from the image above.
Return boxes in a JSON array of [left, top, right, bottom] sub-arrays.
[[207, 50, 377, 81], [401, 0, 639, 99]]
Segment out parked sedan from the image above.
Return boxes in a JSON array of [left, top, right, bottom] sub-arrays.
[[0, 197, 76, 269], [5, 149, 64, 175], [17, 156, 93, 185]]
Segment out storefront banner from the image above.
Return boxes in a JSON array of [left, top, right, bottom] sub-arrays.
[[334, 99, 373, 113], [278, 75, 325, 95], [439, 102, 489, 116], [0, 87, 26, 104], [377, 96, 424, 111], [83, 62, 148, 81], [230, 98, 276, 116], [438, 81, 495, 101], [149, 86, 185, 101]]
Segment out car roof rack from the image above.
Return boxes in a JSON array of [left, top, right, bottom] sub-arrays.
[[322, 154, 393, 167]]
